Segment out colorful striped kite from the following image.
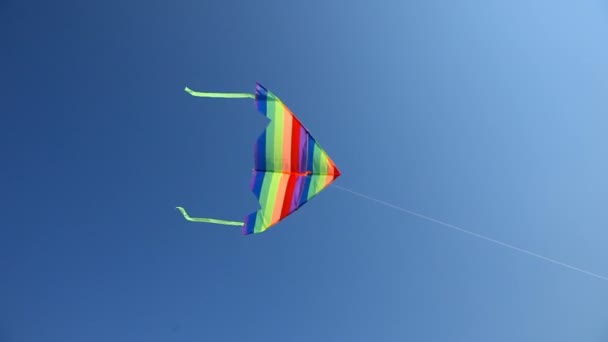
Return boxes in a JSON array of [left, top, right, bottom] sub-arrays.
[[177, 83, 341, 235]]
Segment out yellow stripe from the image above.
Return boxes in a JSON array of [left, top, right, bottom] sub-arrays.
[[265, 100, 276, 170], [263, 172, 282, 230], [272, 174, 290, 224]]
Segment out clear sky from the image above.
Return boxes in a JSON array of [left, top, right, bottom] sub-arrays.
[[2, 0, 608, 341]]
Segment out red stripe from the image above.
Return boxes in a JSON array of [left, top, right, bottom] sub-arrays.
[[280, 111, 307, 219], [327, 156, 340, 177], [290, 116, 302, 172], [280, 174, 298, 219]]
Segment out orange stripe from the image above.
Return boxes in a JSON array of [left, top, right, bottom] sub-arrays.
[[323, 175, 332, 187], [272, 174, 291, 224], [326, 158, 335, 175], [324, 159, 338, 187]]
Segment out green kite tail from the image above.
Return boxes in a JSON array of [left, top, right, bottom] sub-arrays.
[[184, 87, 255, 99], [178, 86, 252, 227], [176, 207, 244, 226]]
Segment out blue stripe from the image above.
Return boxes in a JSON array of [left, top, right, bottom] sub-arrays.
[[255, 83, 269, 117], [255, 84, 268, 114], [256, 82, 268, 96], [243, 212, 257, 235], [305, 134, 315, 172], [298, 175, 312, 207], [255, 96, 267, 116], [251, 171, 265, 199], [255, 132, 266, 171]]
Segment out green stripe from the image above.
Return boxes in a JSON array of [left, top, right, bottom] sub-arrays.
[[263, 172, 282, 228], [265, 100, 276, 170], [311, 143, 328, 174], [306, 175, 327, 200], [256, 172, 281, 233], [317, 145, 329, 174], [273, 103, 285, 170], [256, 174, 273, 233]]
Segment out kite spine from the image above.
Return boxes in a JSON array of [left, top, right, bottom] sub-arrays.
[[176, 207, 244, 226]]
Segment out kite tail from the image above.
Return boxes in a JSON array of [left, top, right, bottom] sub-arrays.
[[176, 207, 244, 226], [184, 87, 255, 99]]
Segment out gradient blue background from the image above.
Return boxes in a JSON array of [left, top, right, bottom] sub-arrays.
[[2, 0, 608, 341]]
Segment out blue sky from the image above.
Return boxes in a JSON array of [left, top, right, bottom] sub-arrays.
[[1, 0, 608, 341]]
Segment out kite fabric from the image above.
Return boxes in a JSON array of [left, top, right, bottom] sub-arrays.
[[177, 83, 341, 235]]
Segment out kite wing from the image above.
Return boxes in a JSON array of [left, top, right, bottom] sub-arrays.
[[177, 83, 340, 235], [243, 83, 341, 234]]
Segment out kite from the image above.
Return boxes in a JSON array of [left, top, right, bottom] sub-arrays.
[[176, 83, 341, 235]]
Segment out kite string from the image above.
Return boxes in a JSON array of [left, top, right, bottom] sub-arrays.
[[331, 184, 608, 282]]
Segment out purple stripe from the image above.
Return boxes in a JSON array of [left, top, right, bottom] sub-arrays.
[[299, 126, 307, 172], [290, 176, 304, 211]]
